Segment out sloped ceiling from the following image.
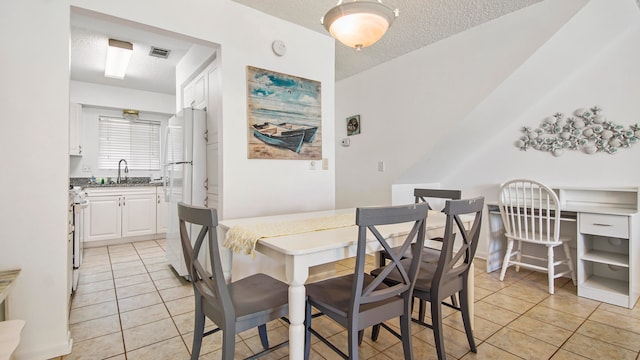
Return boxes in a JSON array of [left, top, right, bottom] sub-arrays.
[[231, 0, 545, 80]]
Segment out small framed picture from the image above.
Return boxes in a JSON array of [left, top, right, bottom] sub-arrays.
[[346, 115, 361, 136]]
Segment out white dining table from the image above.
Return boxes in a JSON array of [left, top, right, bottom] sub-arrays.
[[218, 207, 474, 360]]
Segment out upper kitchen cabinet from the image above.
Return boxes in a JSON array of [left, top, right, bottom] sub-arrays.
[[69, 102, 83, 156]]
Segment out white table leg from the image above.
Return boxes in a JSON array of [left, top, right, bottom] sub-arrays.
[[218, 228, 233, 283], [285, 256, 309, 360]]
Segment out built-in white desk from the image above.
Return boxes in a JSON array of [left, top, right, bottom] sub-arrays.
[[487, 186, 640, 308]]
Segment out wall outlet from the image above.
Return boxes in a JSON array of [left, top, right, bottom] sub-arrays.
[[82, 165, 92, 172], [322, 158, 328, 170], [377, 161, 385, 172]]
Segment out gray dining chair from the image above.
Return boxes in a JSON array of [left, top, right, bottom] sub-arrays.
[[379, 188, 462, 320], [371, 197, 484, 360], [178, 202, 289, 360], [303, 202, 430, 360], [378, 188, 462, 267]]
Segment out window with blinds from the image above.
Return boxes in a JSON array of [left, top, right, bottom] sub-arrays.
[[98, 116, 161, 170]]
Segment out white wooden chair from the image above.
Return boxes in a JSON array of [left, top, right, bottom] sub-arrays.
[[497, 179, 576, 294]]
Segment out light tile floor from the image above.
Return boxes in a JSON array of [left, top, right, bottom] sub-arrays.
[[53, 239, 640, 360]]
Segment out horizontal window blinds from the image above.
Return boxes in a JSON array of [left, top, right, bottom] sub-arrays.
[[98, 116, 161, 170]]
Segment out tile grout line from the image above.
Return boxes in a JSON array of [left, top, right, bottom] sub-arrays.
[[107, 245, 129, 360], [142, 239, 194, 357]]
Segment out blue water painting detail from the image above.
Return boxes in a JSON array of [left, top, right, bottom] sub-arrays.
[[247, 66, 322, 160]]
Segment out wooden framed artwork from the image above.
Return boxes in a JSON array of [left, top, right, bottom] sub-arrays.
[[246, 66, 322, 160], [347, 115, 360, 136]]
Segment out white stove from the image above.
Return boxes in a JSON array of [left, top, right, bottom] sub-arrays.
[[69, 186, 88, 293]]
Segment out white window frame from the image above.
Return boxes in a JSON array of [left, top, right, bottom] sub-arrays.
[[98, 116, 161, 171]]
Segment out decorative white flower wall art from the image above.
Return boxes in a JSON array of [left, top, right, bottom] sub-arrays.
[[516, 106, 640, 157]]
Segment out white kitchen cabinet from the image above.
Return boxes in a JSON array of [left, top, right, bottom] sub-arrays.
[[84, 195, 121, 242], [121, 193, 157, 237], [84, 187, 157, 243], [69, 102, 83, 156], [156, 191, 167, 234]]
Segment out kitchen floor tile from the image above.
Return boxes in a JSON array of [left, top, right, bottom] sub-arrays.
[[117, 291, 163, 313], [486, 327, 558, 360], [69, 300, 118, 324], [122, 318, 180, 352], [120, 303, 170, 329], [62, 332, 124, 360], [69, 314, 121, 343], [561, 333, 637, 360]]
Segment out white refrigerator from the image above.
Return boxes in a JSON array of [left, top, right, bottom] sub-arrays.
[[163, 108, 207, 277]]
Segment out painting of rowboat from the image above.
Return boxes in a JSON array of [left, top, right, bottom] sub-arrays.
[[247, 66, 322, 160]]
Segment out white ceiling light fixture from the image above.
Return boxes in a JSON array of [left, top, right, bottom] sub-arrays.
[[105, 38, 133, 79], [321, 0, 399, 51]]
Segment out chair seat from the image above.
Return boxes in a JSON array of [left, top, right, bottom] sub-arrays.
[[371, 259, 438, 292], [506, 233, 570, 246], [228, 273, 289, 319], [306, 273, 400, 320], [384, 243, 442, 262]]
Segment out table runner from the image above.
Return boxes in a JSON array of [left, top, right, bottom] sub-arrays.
[[224, 213, 354, 256]]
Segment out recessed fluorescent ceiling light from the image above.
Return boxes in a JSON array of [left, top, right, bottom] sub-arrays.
[[105, 39, 133, 79]]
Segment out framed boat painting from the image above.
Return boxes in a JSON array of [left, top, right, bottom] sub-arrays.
[[246, 66, 322, 160]]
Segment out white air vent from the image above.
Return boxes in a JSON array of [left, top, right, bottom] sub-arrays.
[[149, 46, 171, 59]]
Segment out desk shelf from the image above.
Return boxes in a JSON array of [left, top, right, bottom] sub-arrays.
[[581, 250, 628, 268], [578, 276, 630, 308]]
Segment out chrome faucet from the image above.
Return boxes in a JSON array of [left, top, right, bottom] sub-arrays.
[[117, 159, 129, 184]]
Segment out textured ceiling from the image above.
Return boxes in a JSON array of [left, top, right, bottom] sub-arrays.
[[230, 0, 544, 80], [71, 1, 640, 94], [70, 12, 195, 95]]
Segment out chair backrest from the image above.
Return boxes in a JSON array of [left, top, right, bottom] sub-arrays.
[[414, 188, 462, 210], [354, 202, 429, 310], [178, 202, 234, 325], [432, 197, 484, 296], [498, 179, 561, 243]]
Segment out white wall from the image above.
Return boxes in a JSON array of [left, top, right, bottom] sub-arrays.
[[69, 106, 171, 178], [70, 80, 176, 114], [335, 0, 589, 209], [0, 1, 72, 359], [334, 0, 640, 260], [0, 0, 335, 358], [69, 80, 174, 179]]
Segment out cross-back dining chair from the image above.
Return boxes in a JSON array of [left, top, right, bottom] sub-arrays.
[[178, 202, 289, 360], [378, 189, 462, 267], [497, 179, 576, 294], [370, 196, 484, 360], [379, 188, 462, 319], [303, 202, 429, 360]]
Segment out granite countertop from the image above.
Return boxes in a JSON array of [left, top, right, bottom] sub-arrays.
[[70, 177, 163, 188]]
